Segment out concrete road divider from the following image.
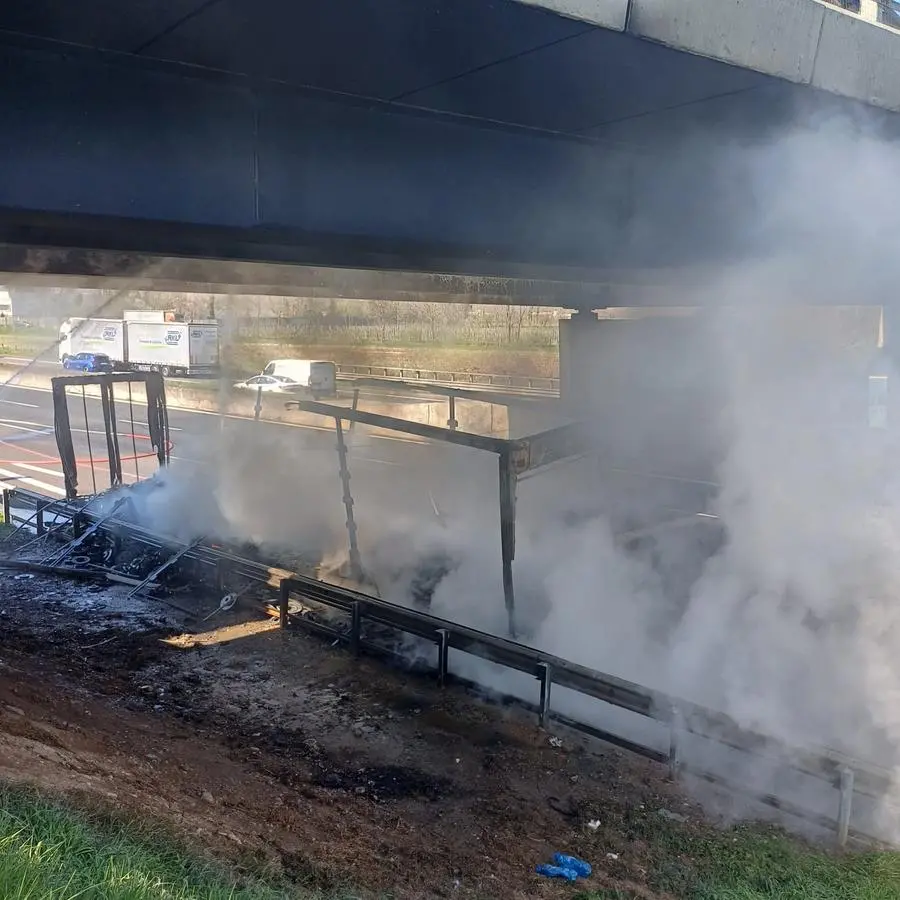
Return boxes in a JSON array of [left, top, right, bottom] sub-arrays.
[[0, 365, 509, 438]]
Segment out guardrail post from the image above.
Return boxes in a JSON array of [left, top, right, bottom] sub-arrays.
[[437, 628, 450, 687], [350, 600, 362, 656], [279, 579, 290, 629], [447, 395, 458, 431], [1, 489, 10, 526], [349, 388, 360, 434], [836, 766, 855, 848], [254, 385, 263, 422], [668, 705, 684, 780], [538, 662, 552, 728], [215, 559, 228, 593]]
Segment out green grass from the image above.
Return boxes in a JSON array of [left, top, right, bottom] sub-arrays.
[[577, 821, 900, 900], [0, 787, 335, 900]]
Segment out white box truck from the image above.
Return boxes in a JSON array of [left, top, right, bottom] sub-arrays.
[[123, 309, 178, 323], [59, 318, 126, 364], [59, 318, 219, 377], [125, 322, 219, 376]]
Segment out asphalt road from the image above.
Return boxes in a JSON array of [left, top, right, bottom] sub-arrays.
[[0, 381, 499, 527], [0, 356, 526, 407]]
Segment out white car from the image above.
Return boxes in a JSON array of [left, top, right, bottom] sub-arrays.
[[233, 374, 301, 393]]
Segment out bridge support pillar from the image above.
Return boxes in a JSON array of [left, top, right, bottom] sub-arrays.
[[558, 309, 603, 410], [556, 308, 723, 488]]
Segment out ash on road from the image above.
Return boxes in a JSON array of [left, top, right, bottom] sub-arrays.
[[0, 572, 698, 899]]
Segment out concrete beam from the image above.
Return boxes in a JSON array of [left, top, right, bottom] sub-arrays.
[[512, 0, 629, 29], [0, 244, 716, 308], [517, 0, 900, 113]]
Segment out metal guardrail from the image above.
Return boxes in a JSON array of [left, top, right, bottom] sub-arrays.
[[336, 363, 558, 395], [3, 484, 896, 848], [824, 0, 900, 27]]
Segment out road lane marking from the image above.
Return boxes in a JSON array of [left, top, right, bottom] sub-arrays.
[[0, 384, 428, 446], [0, 466, 66, 496], [13, 462, 63, 478], [0, 399, 39, 408]]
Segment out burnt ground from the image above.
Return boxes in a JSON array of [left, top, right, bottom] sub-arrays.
[[0, 570, 704, 899]]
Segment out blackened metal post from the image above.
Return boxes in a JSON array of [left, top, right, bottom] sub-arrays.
[[215, 558, 229, 593], [1, 489, 9, 527], [36, 502, 46, 536], [254, 385, 263, 422], [447, 395, 458, 430], [437, 628, 450, 687], [279, 578, 290, 629], [538, 662, 552, 728], [349, 388, 360, 434], [498, 449, 518, 638], [100, 380, 123, 489], [351, 600, 362, 656], [334, 418, 362, 580]]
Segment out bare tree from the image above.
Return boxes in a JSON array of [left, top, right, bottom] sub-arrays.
[[370, 299, 397, 342], [504, 303, 528, 343]]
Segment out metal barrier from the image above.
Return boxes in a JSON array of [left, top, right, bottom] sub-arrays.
[[3, 483, 896, 848], [823, 0, 900, 27], [336, 363, 558, 394]]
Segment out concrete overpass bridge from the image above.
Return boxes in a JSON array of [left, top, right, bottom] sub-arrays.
[[1, 0, 900, 294]]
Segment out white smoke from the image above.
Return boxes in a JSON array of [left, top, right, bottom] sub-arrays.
[[122, 111, 900, 837]]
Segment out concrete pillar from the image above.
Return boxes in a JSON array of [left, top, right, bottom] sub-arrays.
[[556, 308, 725, 481], [558, 309, 602, 408]]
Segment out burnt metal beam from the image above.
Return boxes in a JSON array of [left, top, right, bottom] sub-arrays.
[[513, 421, 593, 473], [498, 449, 518, 638], [333, 417, 362, 581], [125, 537, 204, 601], [285, 399, 511, 454]]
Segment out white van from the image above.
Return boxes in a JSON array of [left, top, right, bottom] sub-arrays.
[[261, 359, 337, 398], [0, 288, 12, 322]]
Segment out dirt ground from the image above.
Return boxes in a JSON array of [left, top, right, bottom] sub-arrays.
[[0, 570, 700, 899]]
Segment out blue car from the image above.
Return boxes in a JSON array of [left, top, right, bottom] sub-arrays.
[[62, 352, 114, 373]]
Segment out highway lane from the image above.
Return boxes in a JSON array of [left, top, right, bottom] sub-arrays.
[[0, 383, 499, 526], [0, 356, 516, 408]]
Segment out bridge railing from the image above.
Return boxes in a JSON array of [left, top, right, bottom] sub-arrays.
[[336, 363, 558, 394], [823, 0, 900, 27]]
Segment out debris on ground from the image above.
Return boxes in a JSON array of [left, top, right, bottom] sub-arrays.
[[0, 568, 708, 899]]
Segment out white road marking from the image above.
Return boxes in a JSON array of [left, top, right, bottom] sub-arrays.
[[0, 399, 39, 408], [0, 384, 425, 446], [12, 462, 64, 478], [0, 465, 65, 496]]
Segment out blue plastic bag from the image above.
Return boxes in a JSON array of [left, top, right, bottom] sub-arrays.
[[536, 864, 579, 881], [553, 853, 592, 878]]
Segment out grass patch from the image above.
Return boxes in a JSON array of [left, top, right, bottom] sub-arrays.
[[0, 786, 339, 900], [578, 820, 900, 900]]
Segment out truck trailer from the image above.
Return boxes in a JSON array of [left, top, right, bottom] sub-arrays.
[[59, 318, 219, 377]]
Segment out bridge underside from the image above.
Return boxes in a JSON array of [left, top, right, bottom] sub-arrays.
[[1, 0, 898, 291]]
